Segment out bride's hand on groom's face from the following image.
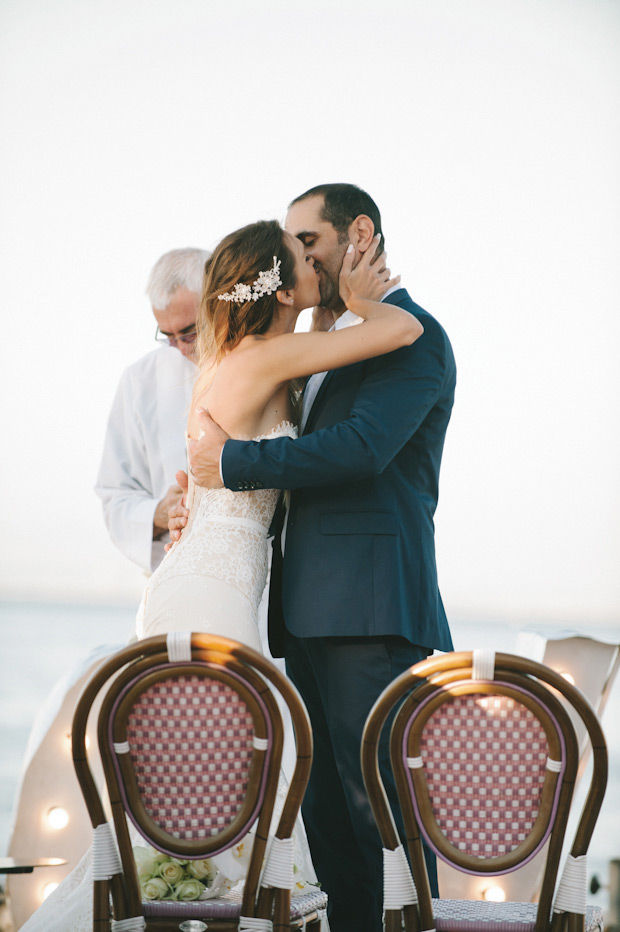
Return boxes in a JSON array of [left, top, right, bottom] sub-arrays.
[[339, 235, 399, 305], [187, 408, 229, 490]]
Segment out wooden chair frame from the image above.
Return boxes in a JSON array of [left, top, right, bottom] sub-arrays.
[[361, 651, 608, 932], [72, 633, 324, 932]]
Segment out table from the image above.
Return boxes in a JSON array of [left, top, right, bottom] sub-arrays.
[[0, 857, 66, 875]]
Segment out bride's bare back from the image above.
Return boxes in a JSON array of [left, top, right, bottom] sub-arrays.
[[187, 336, 294, 442]]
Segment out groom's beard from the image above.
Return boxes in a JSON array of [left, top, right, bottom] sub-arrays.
[[315, 241, 349, 311], [316, 263, 343, 311], [319, 272, 340, 310]]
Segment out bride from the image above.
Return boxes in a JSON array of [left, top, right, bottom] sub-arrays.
[[20, 219, 422, 931]]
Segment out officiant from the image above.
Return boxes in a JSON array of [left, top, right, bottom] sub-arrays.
[[95, 247, 209, 572]]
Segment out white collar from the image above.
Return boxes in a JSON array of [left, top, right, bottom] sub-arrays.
[[381, 282, 403, 302], [331, 283, 406, 330]]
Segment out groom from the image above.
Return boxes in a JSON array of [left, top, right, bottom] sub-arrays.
[[178, 184, 456, 931]]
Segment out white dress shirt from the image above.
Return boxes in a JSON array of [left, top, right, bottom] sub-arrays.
[[300, 309, 363, 432], [95, 345, 196, 573]]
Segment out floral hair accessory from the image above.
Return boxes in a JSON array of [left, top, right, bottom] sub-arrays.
[[218, 256, 282, 303]]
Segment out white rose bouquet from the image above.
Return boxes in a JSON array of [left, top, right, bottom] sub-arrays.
[[133, 845, 226, 901]]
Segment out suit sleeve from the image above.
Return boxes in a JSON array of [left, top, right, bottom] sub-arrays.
[[222, 315, 452, 491]]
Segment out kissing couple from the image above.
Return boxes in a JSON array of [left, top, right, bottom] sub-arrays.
[[162, 182, 456, 932]]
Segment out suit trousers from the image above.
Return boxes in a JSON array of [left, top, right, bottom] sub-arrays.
[[284, 632, 439, 932]]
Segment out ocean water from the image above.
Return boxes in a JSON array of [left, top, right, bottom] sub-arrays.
[[0, 600, 618, 912]]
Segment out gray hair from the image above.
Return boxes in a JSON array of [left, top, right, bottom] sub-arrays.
[[145, 247, 211, 309]]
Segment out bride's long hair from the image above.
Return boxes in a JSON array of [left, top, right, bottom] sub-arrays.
[[197, 220, 296, 367]]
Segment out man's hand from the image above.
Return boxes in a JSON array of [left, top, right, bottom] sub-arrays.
[[153, 481, 185, 538], [187, 409, 230, 489], [166, 470, 189, 546]]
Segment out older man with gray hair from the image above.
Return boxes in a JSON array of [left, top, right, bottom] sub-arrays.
[[95, 247, 209, 572]]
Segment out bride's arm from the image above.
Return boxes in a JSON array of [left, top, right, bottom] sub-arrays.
[[251, 238, 423, 383]]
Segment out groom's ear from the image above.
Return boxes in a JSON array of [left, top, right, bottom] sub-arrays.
[[347, 214, 375, 253]]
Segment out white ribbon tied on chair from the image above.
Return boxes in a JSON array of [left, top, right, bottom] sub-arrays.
[[383, 845, 418, 909], [553, 854, 587, 914], [166, 630, 192, 662], [261, 836, 295, 889], [472, 648, 496, 680], [111, 918, 146, 931], [238, 917, 273, 931], [92, 822, 122, 880]]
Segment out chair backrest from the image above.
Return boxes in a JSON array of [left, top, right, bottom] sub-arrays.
[[361, 650, 607, 932], [72, 632, 313, 927]]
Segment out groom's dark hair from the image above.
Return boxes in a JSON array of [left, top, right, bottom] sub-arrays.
[[289, 183, 384, 254]]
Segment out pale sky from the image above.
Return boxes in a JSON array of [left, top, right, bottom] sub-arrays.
[[1, 0, 619, 628]]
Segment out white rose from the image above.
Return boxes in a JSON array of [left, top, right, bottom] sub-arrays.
[[187, 859, 215, 882], [174, 879, 204, 901], [159, 860, 184, 886], [142, 877, 169, 900], [133, 846, 159, 882]]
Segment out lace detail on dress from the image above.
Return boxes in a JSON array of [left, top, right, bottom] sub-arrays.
[[143, 421, 297, 618]]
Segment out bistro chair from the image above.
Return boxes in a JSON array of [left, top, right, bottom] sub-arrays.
[[361, 649, 607, 932], [72, 632, 327, 931]]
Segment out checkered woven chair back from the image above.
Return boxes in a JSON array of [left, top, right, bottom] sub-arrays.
[[120, 673, 258, 842], [103, 657, 274, 858], [409, 688, 564, 868]]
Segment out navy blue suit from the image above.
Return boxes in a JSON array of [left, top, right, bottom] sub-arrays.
[[222, 290, 455, 930]]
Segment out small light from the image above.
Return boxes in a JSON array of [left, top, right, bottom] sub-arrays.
[[483, 884, 506, 902], [67, 732, 91, 749], [47, 806, 70, 829], [41, 881, 59, 901], [560, 672, 576, 686]]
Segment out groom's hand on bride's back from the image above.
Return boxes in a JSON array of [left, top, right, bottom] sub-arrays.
[[168, 410, 229, 545]]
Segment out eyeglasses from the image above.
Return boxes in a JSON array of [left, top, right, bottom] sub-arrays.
[[155, 325, 197, 346]]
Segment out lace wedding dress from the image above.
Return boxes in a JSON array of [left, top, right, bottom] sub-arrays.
[[135, 422, 297, 646], [21, 421, 321, 932]]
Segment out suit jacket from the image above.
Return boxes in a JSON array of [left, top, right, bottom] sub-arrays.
[[222, 289, 456, 656]]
